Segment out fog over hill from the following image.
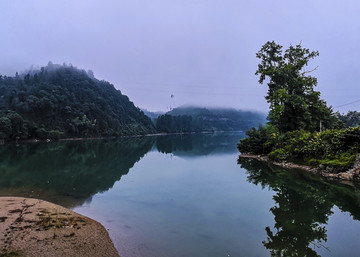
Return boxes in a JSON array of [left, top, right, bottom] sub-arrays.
[[0, 63, 155, 141], [155, 106, 266, 133]]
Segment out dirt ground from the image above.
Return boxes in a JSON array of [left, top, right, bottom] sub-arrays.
[[0, 197, 119, 257]]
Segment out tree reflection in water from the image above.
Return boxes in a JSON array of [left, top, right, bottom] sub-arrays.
[[0, 137, 155, 206], [0, 133, 243, 207], [238, 157, 360, 256]]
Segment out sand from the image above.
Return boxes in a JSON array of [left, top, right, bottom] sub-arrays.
[[0, 197, 120, 257]]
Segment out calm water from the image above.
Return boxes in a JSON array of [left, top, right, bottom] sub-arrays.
[[1, 133, 360, 256]]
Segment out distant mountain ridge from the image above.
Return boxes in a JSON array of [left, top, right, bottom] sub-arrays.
[[156, 106, 266, 133], [141, 109, 164, 121], [0, 63, 267, 141], [0, 63, 155, 141]]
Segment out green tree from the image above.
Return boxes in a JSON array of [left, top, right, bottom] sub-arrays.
[[255, 41, 338, 133], [0, 116, 12, 138], [337, 110, 360, 128]]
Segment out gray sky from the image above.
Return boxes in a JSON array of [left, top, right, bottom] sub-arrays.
[[0, 0, 359, 113]]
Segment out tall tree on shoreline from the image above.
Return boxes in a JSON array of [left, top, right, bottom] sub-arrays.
[[255, 41, 339, 132]]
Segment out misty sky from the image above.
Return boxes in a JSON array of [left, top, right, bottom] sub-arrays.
[[1, 0, 359, 113]]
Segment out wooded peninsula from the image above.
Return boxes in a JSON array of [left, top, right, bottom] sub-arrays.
[[238, 41, 360, 176]]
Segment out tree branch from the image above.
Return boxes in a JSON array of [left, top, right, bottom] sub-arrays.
[[302, 66, 319, 75]]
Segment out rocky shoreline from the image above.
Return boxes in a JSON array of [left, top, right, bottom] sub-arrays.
[[0, 197, 119, 257], [238, 154, 360, 183]]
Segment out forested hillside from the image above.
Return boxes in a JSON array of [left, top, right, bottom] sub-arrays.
[[156, 106, 266, 133], [0, 63, 155, 141]]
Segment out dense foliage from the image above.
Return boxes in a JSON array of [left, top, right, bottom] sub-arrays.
[[255, 41, 340, 133], [156, 106, 266, 133], [156, 114, 194, 133], [0, 63, 155, 141], [337, 110, 360, 128], [238, 125, 360, 172], [237, 124, 276, 154]]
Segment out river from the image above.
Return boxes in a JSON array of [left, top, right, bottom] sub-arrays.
[[0, 133, 360, 256]]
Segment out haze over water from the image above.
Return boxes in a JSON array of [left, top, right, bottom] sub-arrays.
[[1, 133, 360, 256]]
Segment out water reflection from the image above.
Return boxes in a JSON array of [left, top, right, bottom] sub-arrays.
[[156, 132, 244, 157], [1, 133, 360, 256], [0, 137, 155, 207], [238, 157, 360, 256], [0, 133, 243, 207]]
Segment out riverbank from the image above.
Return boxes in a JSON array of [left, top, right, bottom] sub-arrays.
[[0, 197, 119, 257], [238, 154, 360, 183]]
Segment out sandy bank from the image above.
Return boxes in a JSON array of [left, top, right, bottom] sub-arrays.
[[0, 197, 119, 257]]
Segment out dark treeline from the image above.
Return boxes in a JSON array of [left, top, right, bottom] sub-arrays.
[[155, 106, 266, 133], [0, 63, 155, 141], [156, 114, 197, 133]]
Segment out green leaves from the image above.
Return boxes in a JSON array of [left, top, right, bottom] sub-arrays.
[[255, 41, 336, 133], [337, 111, 360, 128], [237, 124, 278, 154], [0, 64, 155, 141], [239, 125, 360, 172]]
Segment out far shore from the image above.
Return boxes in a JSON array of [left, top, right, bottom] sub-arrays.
[[0, 130, 243, 145]]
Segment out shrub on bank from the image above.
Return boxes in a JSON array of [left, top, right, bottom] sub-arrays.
[[238, 126, 360, 172], [237, 124, 277, 155]]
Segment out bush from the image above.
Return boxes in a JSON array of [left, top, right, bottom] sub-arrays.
[[307, 152, 356, 172], [237, 124, 278, 154], [48, 130, 65, 139], [239, 126, 360, 172], [269, 148, 289, 161]]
